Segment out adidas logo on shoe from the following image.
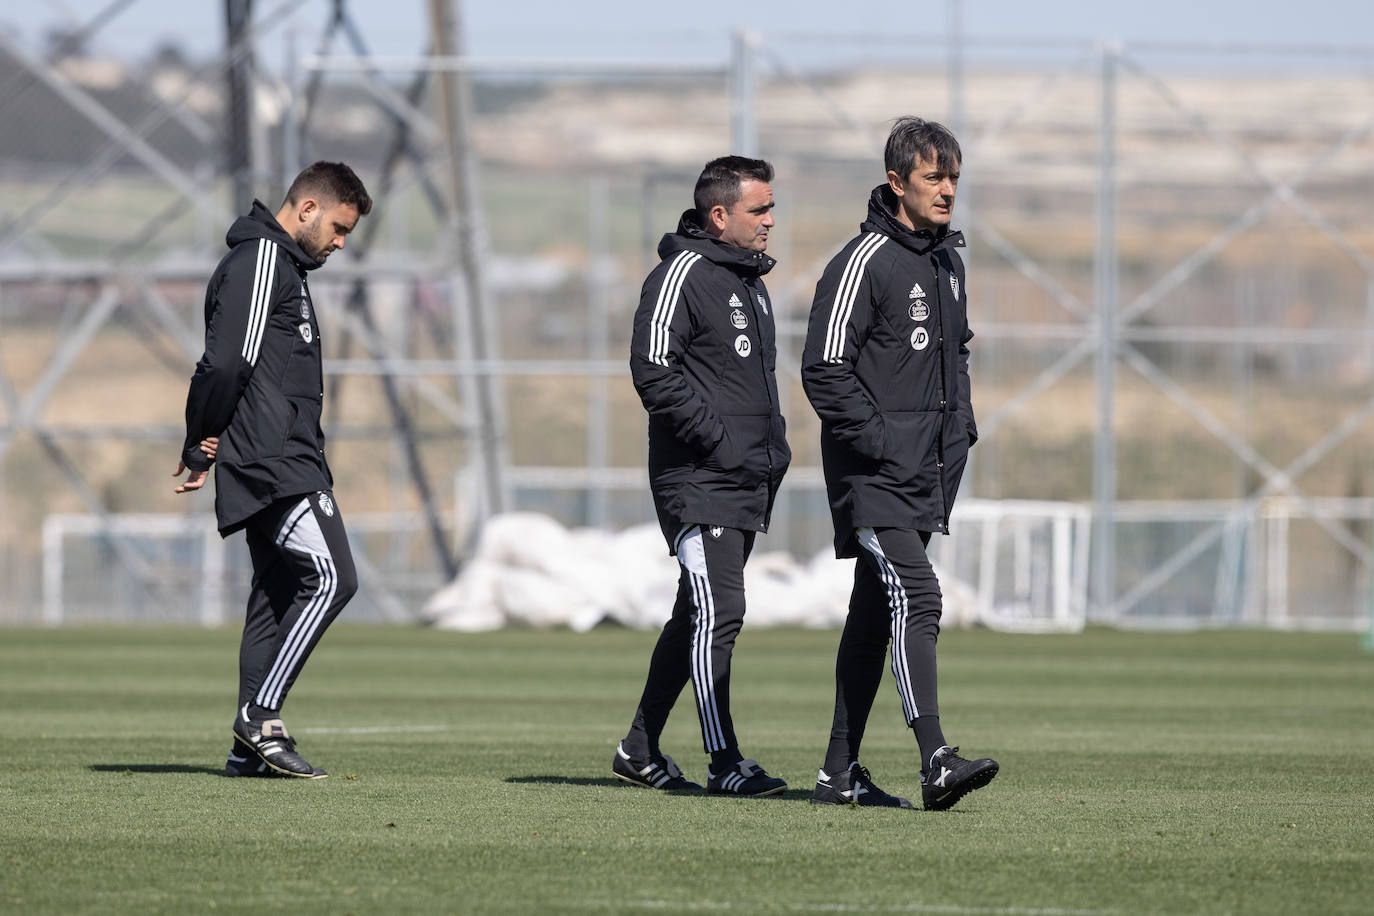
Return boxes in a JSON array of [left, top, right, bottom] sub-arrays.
[[231, 706, 327, 779], [611, 743, 702, 791], [224, 738, 277, 778], [707, 758, 786, 797]]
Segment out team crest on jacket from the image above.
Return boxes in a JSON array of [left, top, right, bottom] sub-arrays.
[[950, 274, 960, 300], [298, 322, 313, 343], [710, 526, 723, 539], [911, 327, 930, 350], [734, 334, 752, 358], [909, 301, 929, 321], [317, 492, 334, 517], [756, 293, 769, 315], [730, 308, 748, 329]]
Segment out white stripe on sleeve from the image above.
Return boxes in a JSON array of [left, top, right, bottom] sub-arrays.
[[647, 251, 701, 367], [822, 233, 887, 363]]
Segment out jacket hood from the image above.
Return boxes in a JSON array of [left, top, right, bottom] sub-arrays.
[[656, 208, 776, 277], [225, 199, 321, 269], [860, 185, 964, 255]]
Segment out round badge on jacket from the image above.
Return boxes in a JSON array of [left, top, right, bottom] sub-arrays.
[[734, 335, 752, 357], [911, 327, 929, 350]]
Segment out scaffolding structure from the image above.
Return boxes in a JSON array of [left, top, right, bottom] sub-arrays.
[[2, 1, 1373, 630]]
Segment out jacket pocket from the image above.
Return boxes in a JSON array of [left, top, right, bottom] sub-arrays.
[[280, 400, 300, 454], [880, 410, 940, 483], [701, 414, 768, 488]]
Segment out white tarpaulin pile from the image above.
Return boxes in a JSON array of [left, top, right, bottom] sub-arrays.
[[422, 512, 975, 632]]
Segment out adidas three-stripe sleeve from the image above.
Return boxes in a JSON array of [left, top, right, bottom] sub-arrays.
[[181, 240, 281, 471], [629, 251, 726, 456], [801, 233, 891, 461]]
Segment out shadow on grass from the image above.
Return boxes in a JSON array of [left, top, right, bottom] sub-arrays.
[[505, 776, 817, 803], [90, 764, 225, 776], [505, 775, 621, 788]]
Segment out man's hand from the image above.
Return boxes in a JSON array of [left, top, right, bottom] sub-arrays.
[[173, 462, 209, 494], [173, 438, 218, 494]]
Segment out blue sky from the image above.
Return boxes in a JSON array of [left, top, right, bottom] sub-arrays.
[[7, 0, 1374, 68]]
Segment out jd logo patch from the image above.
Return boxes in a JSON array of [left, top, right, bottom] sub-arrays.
[[734, 334, 752, 358], [911, 327, 930, 350], [298, 322, 313, 343]]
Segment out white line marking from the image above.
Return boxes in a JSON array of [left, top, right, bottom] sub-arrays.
[[608, 902, 1114, 915], [296, 724, 452, 735]]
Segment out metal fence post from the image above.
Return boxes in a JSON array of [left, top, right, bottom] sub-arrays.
[[1092, 41, 1120, 620], [731, 30, 757, 157]]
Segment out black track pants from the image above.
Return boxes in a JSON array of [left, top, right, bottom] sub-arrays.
[[627, 525, 755, 755], [237, 491, 358, 718], [825, 527, 942, 767]]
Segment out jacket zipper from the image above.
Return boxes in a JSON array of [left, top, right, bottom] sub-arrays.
[[742, 275, 776, 514]]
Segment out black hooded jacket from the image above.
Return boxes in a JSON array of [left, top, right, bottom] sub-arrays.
[[801, 185, 977, 557], [630, 210, 792, 550], [181, 200, 331, 535]]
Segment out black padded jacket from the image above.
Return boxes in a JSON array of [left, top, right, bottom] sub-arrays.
[[801, 185, 977, 557], [629, 210, 792, 551], [180, 201, 331, 535]]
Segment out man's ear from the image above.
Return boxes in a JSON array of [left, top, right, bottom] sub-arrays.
[[708, 203, 729, 232], [886, 169, 907, 199], [297, 198, 319, 222]]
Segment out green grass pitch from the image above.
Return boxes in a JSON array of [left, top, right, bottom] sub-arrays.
[[2, 624, 1372, 914]]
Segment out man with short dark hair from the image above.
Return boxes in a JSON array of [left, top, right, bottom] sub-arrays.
[[612, 156, 791, 797], [174, 161, 372, 779], [802, 118, 999, 810]]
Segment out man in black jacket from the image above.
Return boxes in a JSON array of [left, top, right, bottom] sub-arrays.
[[802, 118, 998, 810], [612, 157, 791, 797], [173, 161, 371, 779]]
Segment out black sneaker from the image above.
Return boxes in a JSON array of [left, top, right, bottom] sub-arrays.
[[921, 745, 998, 810], [612, 743, 702, 791], [224, 738, 276, 778], [706, 758, 787, 797], [231, 707, 327, 779], [812, 762, 914, 808]]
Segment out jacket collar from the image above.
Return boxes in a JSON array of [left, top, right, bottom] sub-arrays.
[[225, 200, 322, 270], [657, 209, 776, 277], [860, 185, 965, 256]]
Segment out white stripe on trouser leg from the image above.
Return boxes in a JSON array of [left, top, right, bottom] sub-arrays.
[[689, 571, 725, 749], [857, 527, 920, 722], [678, 526, 727, 751], [273, 498, 313, 548], [256, 502, 338, 710], [257, 553, 335, 709]]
